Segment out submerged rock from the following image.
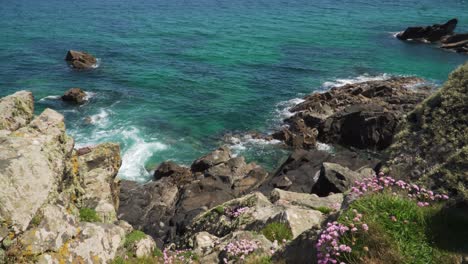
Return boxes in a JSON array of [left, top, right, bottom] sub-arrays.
[[65, 50, 97, 69], [61, 88, 87, 104]]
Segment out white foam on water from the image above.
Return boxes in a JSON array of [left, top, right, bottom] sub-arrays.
[[227, 135, 281, 157], [118, 128, 168, 182], [321, 73, 391, 90], [84, 91, 96, 100], [38, 95, 60, 102], [92, 58, 101, 69], [88, 108, 110, 127]]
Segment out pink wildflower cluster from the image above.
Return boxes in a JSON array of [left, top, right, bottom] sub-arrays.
[[225, 206, 249, 218], [163, 248, 194, 264], [316, 210, 368, 264], [223, 239, 260, 263], [351, 172, 449, 207]]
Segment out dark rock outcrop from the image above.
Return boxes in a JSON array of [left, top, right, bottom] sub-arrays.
[[260, 149, 379, 194], [396, 19, 468, 54], [396, 18, 458, 42], [311, 162, 369, 196], [274, 77, 430, 150], [61, 88, 87, 104], [119, 147, 269, 244], [65, 50, 97, 69]]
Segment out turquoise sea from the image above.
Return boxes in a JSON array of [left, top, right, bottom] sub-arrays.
[[0, 0, 466, 181]]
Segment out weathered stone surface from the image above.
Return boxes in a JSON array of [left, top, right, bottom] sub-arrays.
[[65, 50, 97, 69], [312, 162, 366, 196], [0, 108, 72, 232], [260, 149, 379, 194], [270, 207, 323, 238], [0, 90, 34, 132], [132, 235, 156, 258], [271, 188, 343, 211], [319, 104, 398, 150], [118, 178, 179, 244], [192, 231, 219, 256], [154, 161, 191, 182], [61, 88, 87, 104], [275, 227, 321, 264], [273, 77, 430, 150], [191, 146, 231, 172], [396, 18, 458, 42], [78, 143, 122, 223]]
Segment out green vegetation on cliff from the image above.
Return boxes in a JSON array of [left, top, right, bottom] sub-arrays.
[[388, 62, 468, 199]]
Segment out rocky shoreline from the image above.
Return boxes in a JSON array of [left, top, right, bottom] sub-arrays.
[[0, 63, 467, 263]]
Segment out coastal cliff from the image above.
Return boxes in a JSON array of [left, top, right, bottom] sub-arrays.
[[0, 63, 467, 263]]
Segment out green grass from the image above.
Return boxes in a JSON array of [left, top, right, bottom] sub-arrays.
[[315, 206, 333, 214], [261, 222, 293, 242], [214, 205, 225, 215], [79, 208, 101, 222], [337, 193, 464, 264], [124, 230, 147, 248]]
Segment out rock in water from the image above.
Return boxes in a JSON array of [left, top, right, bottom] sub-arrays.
[[61, 87, 87, 104], [65, 50, 97, 69], [396, 18, 458, 42]]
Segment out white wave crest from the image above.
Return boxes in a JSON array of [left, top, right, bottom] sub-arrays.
[[87, 108, 110, 126], [92, 58, 101, 69], [226, 135, 281, 157], [84, 91, 96, 100], [321, 73, 391, 90], [274, 97, 306, 121], [118, 128, 168, 182], [38, 95, 60, 102]]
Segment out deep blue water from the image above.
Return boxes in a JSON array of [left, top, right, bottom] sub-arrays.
[[0, 0, 466, 181]]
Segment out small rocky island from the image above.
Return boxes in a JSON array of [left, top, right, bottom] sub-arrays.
[[0, 63, 466, 263], [397, 18, 468, 54]]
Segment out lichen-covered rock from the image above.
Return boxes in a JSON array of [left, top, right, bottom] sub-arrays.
[[132, 235, 156, 258], [0, 108, 72, 232], [36, 222, 125, 264], [78, 143, 122, 223], [153, 161, 191, 182], [270, 188, 343, 211], [387, 63, 468, 199], [0, 90, 34, 132]]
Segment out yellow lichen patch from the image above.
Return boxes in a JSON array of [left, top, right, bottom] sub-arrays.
[[91, 254, 101, 264], [71, 154, 80, 176], [57, 242, 70, 259]]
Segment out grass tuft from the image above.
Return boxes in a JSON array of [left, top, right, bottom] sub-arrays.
[[124, 230, 147, 248], [79, 208, 100, 222], [261, 222, 293, 242]]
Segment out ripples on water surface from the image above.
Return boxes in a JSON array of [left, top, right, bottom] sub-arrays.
[[0, 0, 466, 181]]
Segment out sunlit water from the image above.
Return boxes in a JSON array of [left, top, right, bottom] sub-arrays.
[[1, 0, 466, 181]]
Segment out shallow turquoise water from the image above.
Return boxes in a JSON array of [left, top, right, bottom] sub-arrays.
[[0, 0, 466, 181]]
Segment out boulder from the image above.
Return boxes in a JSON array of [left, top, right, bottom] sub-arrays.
[[0, 108, 73, 232], [118, 178, 179, 245], [396, 18, 458, 42], [153, 161, 191, 182], [78, 143, 122, 223], [275, 227, 321, 264], [270, 189, 343, 211], [191, 146, 231, 172], [131, 235, 157, 258], [260, 149, 379, 194], [65, 50, 97, 69], [61, 88, 87, 104], [319, 104, 398, 150], [0, 90, 34, 131], [441, 33, 468, 44], [311, 162, 366, 196]]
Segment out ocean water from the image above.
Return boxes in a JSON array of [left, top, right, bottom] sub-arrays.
[[0, 0, 466, 181]]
